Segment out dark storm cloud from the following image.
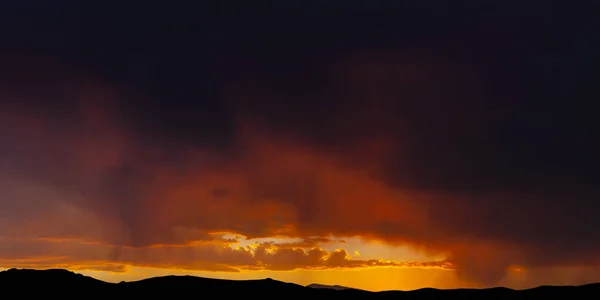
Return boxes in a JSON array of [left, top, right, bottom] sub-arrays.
[[1, 0, 599, 286]]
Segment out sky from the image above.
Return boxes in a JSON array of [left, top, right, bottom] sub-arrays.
[[0, 1, 599, 291]]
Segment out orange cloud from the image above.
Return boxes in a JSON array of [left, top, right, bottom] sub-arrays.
[[0, 87, 566, 287], [2, 53, 600, 289], [0, 237, 451, 273]]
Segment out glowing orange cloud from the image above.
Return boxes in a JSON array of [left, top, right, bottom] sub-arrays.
[[0, 236, 451, 273], [2, 53, 600, 290]]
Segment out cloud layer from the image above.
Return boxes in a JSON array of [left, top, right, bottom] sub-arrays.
[[0, 237, 452, 273], [1, 1, 599, 287]]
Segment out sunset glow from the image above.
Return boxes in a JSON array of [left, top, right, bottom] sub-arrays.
[[1, 1, 599, 292]]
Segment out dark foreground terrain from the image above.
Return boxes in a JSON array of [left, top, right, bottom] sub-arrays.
[[1, 268, 599, 299]]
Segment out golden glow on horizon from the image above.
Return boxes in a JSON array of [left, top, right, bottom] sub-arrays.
[[0, 265, 457, 291], [3, 263, 597, 292], [5, 232, 592, 291], [0, 233, 458, 291]]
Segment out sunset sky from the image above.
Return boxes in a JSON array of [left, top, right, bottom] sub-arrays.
[[1, 1, 599, 292]]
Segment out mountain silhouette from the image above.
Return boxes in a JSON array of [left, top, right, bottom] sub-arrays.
[[2, 268, 600, 299], [307, 283, 353, 290], [0, 268, 113, 294], [119, 274, 308, 292]]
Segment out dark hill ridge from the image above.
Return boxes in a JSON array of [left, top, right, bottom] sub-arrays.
[[120, 274, 308, 292], [0, 268, 110, 289], [1, 268, 600, 299], [307, 283, 353, 290]]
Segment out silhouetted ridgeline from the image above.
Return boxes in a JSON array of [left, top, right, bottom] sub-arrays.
[[1, 268, 600, 299]]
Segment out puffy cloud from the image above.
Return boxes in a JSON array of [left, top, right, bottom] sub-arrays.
[[0, 237, 451, 273]]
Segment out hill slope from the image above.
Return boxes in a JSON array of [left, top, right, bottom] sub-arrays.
[[0, 268, 112, 292], [307, 283, 353, 290], [2, 268, 600, 299]]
